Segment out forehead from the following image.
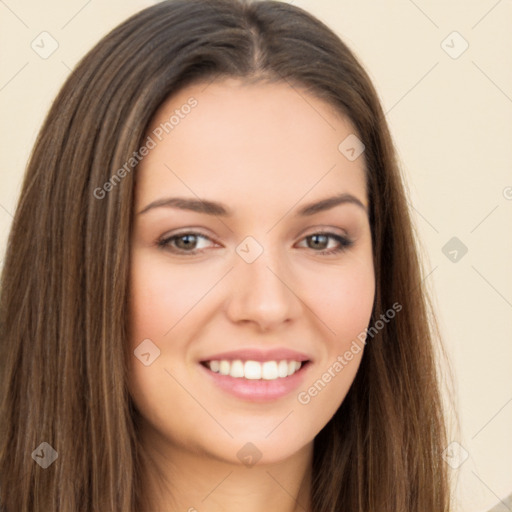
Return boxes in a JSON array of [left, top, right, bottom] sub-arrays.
[[135, 78, 367, 212]]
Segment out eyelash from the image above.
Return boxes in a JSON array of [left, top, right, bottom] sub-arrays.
[[156, 231, 353, 256]]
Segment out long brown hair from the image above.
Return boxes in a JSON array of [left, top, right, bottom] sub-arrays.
[[0, 0, 450, 510]]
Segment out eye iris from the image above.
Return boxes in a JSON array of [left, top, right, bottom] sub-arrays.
[[309, 234, 328, 250], [175, 234, 197, 250]]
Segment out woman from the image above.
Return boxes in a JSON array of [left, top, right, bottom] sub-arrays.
[[0, 0, 451, 510]]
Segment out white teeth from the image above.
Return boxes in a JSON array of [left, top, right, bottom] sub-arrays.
[[206, 359, 305, 380], [262, 361, 278, 380], [277, 360, 289, 378], [230, 360, 244, 378], [219, 360, 230, 376], [244, 361, 262, 379]]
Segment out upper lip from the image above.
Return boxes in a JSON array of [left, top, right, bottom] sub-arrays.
[[199, 348, 312, 363]]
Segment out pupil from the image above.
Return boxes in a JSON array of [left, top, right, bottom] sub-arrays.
[[310, 234, 327, 249], [178, 235, 196, 249]]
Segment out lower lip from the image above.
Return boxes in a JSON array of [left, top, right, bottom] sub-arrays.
[[199, 362, 311, 402]]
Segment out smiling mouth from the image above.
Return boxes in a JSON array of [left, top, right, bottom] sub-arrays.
[[201, 359, 310, 380]]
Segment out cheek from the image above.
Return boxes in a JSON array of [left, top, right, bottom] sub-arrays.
[[127, 255, 198, 439], [128, 253, 215, 346], [291, 254, 374, 411], [295, 265, 373, 422], [302, 256, 375, 346]]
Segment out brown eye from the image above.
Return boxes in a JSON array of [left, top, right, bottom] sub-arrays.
[[300, 232, 353, 255], [174, 234, 199, 250], [307, 234, 329, 250], [157, 232, 215, 254]]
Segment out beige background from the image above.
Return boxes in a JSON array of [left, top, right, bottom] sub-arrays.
[[0, 1, 511, 510]]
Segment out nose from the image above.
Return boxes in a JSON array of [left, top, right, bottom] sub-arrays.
[[225, 244, 302, 332]]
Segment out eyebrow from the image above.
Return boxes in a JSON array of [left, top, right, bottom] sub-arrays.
[[137, 193, 368, 217]]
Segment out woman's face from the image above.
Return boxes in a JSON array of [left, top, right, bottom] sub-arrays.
[[128, 78, 375, 465]]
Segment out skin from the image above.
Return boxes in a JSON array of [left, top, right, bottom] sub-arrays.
[[127, 78, 375, 512]]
